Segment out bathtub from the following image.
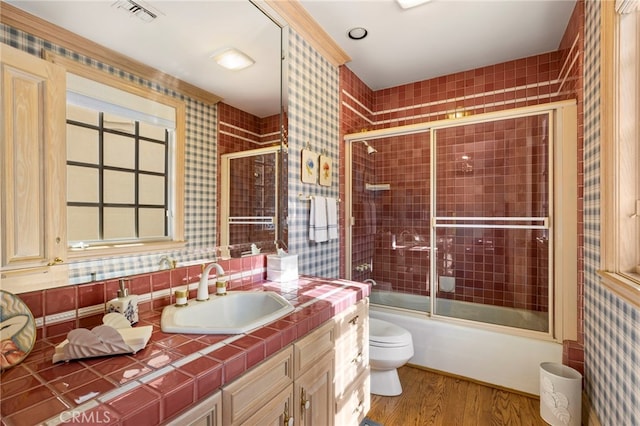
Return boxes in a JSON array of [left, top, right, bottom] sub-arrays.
[[369, 290, 562, 395]]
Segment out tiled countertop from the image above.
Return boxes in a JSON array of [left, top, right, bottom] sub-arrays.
[[0, 276, 370, 426]]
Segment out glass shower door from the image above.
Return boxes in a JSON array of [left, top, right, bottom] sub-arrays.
[[220, 147, 279, 247], [431, 113, 551, 332]]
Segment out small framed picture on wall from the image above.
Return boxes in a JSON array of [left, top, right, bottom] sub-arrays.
[[319, 154, 332, 186], [301, 148, 318, 184]]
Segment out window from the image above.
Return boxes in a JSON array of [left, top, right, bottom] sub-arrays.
[[600, 0, 640, 307], [66, 107, 170, 245], [46, 52, 186, 258]]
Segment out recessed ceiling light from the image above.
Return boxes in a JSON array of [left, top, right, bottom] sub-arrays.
[[348, 27, 368, 40], [396, 0, 432, 9], [212, 48, 255, 71]]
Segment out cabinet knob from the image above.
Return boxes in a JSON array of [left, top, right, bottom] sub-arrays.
[[349, 315, 359, 325], [283, 402, 294, 426], [300, 388, 311, 412], [352, 352, 363, 364], [47, 257, 64, 266]]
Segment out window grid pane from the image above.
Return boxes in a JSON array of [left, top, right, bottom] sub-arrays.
[[66, 113, 168, 243]]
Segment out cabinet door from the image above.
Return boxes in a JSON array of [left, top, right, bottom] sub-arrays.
[[240, 384, 294, 426], [293, 319, 334, 377], [294, 354, 334, 426], [222, 347, 293, 425], [0, 43, 68, 292]]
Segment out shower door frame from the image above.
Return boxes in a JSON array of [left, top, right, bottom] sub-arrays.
[[220, 145, 280, 247], [429, 110, 553, 334], [344, 100, 578, 343]]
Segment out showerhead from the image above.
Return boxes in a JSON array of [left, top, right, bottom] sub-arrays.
[[362, 141, 378, 155]]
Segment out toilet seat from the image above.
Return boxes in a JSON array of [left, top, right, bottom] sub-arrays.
[[369, 318, 412, 348]]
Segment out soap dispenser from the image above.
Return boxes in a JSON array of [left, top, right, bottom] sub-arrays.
[[107, 279, 139, 325]]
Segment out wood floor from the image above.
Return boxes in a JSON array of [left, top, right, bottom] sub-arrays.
[[366, 366, 547, 426]]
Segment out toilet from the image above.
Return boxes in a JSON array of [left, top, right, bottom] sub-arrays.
[[369, 317, 414, 396]]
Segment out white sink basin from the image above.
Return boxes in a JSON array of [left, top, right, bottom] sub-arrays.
[[160, 291, 295, 334]]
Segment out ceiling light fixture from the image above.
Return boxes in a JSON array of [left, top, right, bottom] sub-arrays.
[[395, 0, 432, 10], [348, 27, 368, 40], [112, 0, 160, 23], [212, 48, 255, 71]]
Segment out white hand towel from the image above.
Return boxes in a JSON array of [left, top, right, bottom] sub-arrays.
[[309, 196, 316, 241], [312, 196, 328, 242], [327, 197, 338, 240]]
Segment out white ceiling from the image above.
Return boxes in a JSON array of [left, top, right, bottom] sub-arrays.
[[6, 0, 577, 117], [300, 0, 577, 90]]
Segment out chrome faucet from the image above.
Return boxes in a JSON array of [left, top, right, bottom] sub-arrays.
[[363, 278, 377, 287], [198, 263, 225, 301]]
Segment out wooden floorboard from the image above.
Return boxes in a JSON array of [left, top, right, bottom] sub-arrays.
[[366, 366, 547, 426]]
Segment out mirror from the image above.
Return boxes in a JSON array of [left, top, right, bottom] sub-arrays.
[[5, 0, 288, 257], [216, 2, 287, 256]]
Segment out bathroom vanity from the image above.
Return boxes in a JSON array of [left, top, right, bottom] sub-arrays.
[[0, 276, 370, 425], [168, 297, 369, 426]]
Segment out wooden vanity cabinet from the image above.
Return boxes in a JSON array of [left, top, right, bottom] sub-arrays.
[[293, 320, 335, 426], [221, 319, 336, 426], [184, 298, 369, 426], [0, 43, 68, 293], [334, 298, 370, 425]]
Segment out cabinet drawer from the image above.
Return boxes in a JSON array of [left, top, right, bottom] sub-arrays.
[[334, 341, 368, 397], [335, 369, 370, 426], [334, 298, 368, 396], [334, 298, 368, 339], [293, 320, 335, 377], [222, 347, 293, 425]]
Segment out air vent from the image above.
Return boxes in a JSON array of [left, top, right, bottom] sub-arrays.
[[112, 0, 161, 23]]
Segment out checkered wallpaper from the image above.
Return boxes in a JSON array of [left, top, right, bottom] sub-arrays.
[[582, 2, 640, 424], [1, 22, 344, 283], [9, 15, 639, 422], [286, 29, 340, 278], [1, 24, 219, 283]]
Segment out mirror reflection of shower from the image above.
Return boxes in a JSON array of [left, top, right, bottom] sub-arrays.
[[220, 146, 280, 248], [361, 140, 378, 155]]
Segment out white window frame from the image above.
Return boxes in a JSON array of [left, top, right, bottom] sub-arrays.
[[599, 0, 640, 307]]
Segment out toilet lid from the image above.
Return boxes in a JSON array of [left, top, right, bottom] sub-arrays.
[[369, 318, 412, 346]]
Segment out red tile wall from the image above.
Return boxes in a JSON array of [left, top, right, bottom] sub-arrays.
[[340, 1, 584, 370], [372, 51, 562, 128], [18, 256, 268, 341], [339, 66, 375, 279]]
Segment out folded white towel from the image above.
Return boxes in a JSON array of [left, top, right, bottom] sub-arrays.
[[309, 197, 316, 241], [327, 197, 338, 240], [310, 196, 328, 242]]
